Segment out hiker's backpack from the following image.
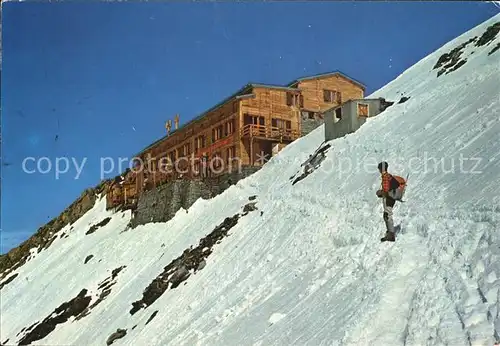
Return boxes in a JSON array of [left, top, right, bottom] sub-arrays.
[[388, 174, 408, 201]]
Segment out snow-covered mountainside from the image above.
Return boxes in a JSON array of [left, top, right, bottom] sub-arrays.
[[2, 14, 500, 346]]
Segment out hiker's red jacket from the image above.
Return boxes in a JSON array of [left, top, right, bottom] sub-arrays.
[[381, 172, 392, 192]]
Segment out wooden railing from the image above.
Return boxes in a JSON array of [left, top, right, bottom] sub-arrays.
[[240, 124, 299, 141]]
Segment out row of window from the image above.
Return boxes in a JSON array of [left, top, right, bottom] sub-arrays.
[[285, 89, 343, 107], [243, 114, 292, 130], [211, 119, 235, 143], [199, 146, 237, 169], [161, 118, 236, 162]]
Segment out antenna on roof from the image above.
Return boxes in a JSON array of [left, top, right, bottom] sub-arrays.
[[165, 120, 172, 136], [174, 114, 180, 130]]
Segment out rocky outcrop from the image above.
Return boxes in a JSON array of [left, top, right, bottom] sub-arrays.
[[489, 42, 500, 56], [0, 179, 112, 280], [398, 96, 410, 104], [17, 289, 92, 345], [129, 201, 258, 316], [475, 22, 500, 47], [291, 142, 332, 186], [75, 266, 126, 321], [12, 265, 126, 344], [145, 310, 159, 325], [84, 255, 94, 264], [106, 329, 127, 345], [433, 36, 477, 77], [433, 21, 500, 77], [85, 217, 112, 235], [0, 273, 18, 291]]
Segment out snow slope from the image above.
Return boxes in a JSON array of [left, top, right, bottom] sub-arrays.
[[1, 13, 500, 346]]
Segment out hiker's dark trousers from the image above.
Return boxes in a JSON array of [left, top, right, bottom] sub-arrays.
[[383, 197, 396, 233]]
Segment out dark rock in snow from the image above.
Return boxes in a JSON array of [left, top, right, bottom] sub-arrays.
[[434, 36, 477, 76], [111, 266, 124, 279], [243, 202, 258, 214], [75, 265, 126, 321], [106, 329, 127, 345], [17, 289, 92, 345], [380, 98, 395, 111], [292, 143, 332, 185], [0, 273, 18, 291], [475, 22, 500, 47], [433, 22, 499, 76], [86, 217, 112, 235], [398, 96, 410, 104], [145, 310, 159, 325], [488, 42, 500, 55], [445, 59, 467, 75], [17, 321, 37, 337], [169, 265, 191, 289], [84, 255, 94, 264], [248, 195, 257, 201], [130, 206, 253, 315], [197, 259, 206, 271]]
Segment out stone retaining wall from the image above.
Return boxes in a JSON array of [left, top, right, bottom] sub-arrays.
[[129, 166, 261, 228]]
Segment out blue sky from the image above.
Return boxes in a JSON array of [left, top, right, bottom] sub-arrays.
[[1, 2, 498, 254]]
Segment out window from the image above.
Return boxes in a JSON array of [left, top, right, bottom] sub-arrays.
[[324, 90, 336, 103], [286, 93, 303, 107], [323, 90, 342, 103], [272, 118, 291, 130], [244, 114, 265, 126], [194, 135, 205, 153], [225, 119, 235, 136], [183, 143, 191, 156], [357, 103, 369, 117], [335, 107, 342, 120], [212, 125, 224, 142]]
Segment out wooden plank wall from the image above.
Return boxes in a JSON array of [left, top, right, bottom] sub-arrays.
[[238, 87, 301, 166], [135, 99, 241, 192], [298, 75, 364, 113], [240, 87, 300, 130]]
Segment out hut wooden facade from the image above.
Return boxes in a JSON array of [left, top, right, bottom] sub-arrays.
[[106, 71, 365, 209]]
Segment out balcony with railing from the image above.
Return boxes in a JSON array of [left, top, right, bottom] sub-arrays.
[[240, 124, 299, 142]]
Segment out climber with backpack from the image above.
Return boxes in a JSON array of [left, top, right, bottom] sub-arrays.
[[376, 161, 407, 242]]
